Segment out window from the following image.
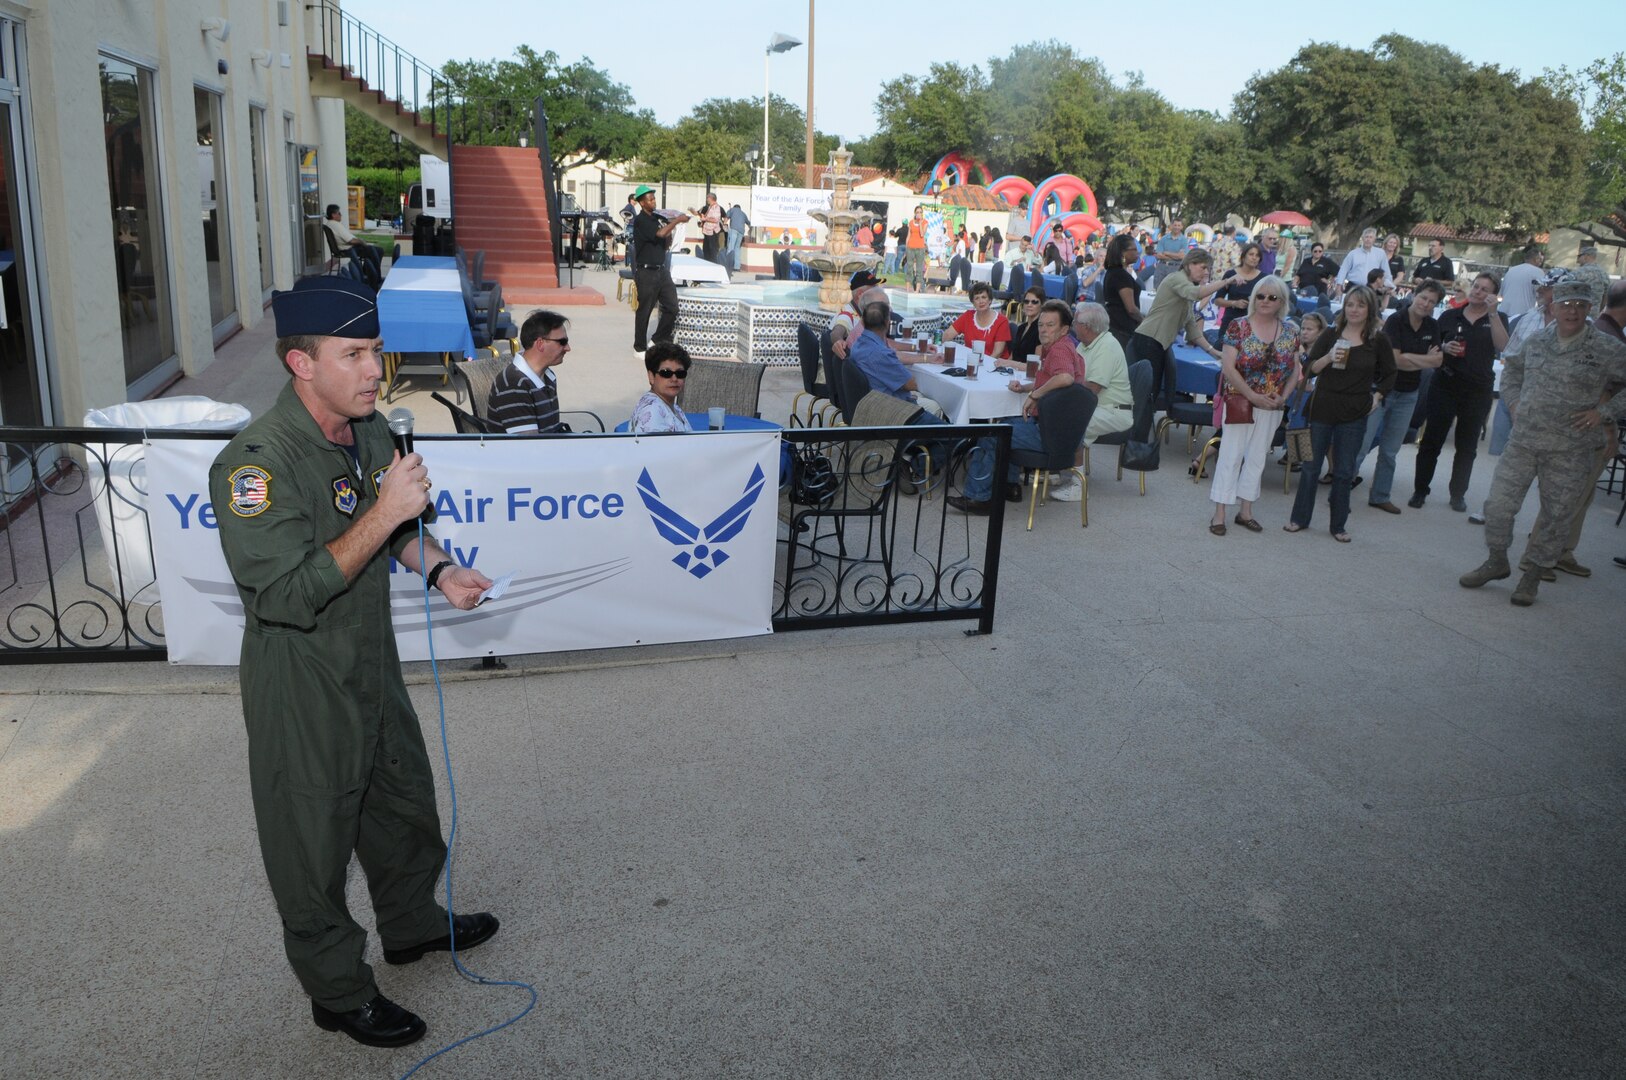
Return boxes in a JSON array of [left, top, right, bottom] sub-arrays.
[[194, 86, 236, 334]]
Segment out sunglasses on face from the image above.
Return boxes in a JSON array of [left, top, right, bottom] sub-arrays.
[[655, 368, 688, 379], [1254, 293, 1282, 302], [1023, 298, 1041, 305], [545, 336, 569, 347]]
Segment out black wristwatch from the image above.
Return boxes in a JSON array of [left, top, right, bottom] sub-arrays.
[[425, 559, 455, 590]]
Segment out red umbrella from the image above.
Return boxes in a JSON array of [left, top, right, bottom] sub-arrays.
[[1260, 210, 1313, 228]]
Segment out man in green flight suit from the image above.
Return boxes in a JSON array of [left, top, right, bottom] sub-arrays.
[[209, 276, 498, 1048]]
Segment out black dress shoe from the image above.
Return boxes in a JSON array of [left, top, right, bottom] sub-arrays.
[[946, 495, 993, 515], [1005, 482, 1024, 503], [312, 994, 426, 1048], [384, 912, 500, 966], [1407, 493, 1426, 509]]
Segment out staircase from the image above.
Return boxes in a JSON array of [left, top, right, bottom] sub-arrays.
[[450, 146, 558, 303], [304, 3, 450, 155]]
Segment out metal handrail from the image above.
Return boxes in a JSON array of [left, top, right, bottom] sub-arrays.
[[306, 1, 456, 139]]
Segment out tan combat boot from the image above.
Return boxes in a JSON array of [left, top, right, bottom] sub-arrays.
[[1459, 556, 1512, 589], [1518, 558, 1558, 583], [1555, 553, 1591, 577], [1510, 565, 1544, 606]]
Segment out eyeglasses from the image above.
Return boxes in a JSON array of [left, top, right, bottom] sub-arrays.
[[655, 368, 688, 379], [1254, 294, 1282, 302], [1023, 298, 1042, 305], [544, 336, 569, 347]]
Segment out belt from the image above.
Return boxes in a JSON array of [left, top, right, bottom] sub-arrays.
[[1115, 403, 1133, 410], [636, 264, 666, 271]]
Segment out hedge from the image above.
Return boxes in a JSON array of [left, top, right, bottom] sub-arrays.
[[346, 167, 421, 223]]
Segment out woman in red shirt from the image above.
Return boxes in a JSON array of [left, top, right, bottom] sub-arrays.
[[947, 282, 1013, 359]]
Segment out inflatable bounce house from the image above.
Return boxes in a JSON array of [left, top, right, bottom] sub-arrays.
[[925, 153, 1105, 249]]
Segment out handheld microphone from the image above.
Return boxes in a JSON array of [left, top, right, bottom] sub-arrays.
[[387, 408, 415, 457]]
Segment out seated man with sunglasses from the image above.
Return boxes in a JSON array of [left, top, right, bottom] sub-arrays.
[[488, 310, 573, 434]]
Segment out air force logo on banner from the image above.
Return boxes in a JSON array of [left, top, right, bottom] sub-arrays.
[[636, 464, 766, 579]]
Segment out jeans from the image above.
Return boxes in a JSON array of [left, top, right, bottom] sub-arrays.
[[1291, 418, 1365, 533], [724, 229, 743, 271], [1356, 388, 1418, 504], [1488, 396, 1513, 456], [905, 247, 927, 289], [1413, 375, 1493, 500], [963, 419, 1043, 501]]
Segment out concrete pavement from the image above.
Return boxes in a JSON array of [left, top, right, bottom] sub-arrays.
[[2, 271, 1623, 1077]]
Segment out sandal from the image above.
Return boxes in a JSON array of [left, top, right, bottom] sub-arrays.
[[1209, 522, 1227, 536], [1333, 532, 1352, 543], [1282, 523, 1305, 533], [1234, 514, 1263, 533]]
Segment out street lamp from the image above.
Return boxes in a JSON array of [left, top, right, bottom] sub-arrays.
[[1104, 194, 1115, 228], [760, 32, 802, 187]]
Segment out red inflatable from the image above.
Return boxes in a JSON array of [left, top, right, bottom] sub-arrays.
[[926, 151, 993, 193], [1034, 212, 1105, 248], [987, 175, 1036, 207], [1027, 174, 1099, 237]]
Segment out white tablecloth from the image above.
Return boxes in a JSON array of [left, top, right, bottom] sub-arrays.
[[969, 262, 995, 285], [383, 265, 463, 293], [670, 254, 730, 286], [909, 350, 1027, 425]]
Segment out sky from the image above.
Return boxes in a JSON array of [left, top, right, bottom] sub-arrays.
[[344, 0, 1615, 143]]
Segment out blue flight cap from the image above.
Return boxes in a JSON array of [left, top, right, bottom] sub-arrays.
[[271, 276, 380, 339]]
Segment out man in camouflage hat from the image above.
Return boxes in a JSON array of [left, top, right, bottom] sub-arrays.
[[1460, 278, 1626, 605], [1573, 245, 1610, 315], [209, 276, 499, 1048]]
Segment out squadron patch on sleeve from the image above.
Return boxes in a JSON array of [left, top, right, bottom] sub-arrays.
[[227, 465, 273, 518], [371, 465, 388, 496], [332, 476, 358, 516]]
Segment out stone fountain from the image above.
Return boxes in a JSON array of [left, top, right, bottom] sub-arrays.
[[805, 144, 883, 312]]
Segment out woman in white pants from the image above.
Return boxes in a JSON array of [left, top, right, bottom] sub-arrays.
[[1208, 275, 1300, 534]]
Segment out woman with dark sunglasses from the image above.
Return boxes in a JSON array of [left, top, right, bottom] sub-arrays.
[[1009, 285, 1048, 367], [629, 342, 693, 434]]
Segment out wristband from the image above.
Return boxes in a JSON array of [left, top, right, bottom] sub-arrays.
[[425, 559, 454, 590]]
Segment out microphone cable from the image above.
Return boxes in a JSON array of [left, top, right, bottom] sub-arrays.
[[398, 521, 537, 1079]]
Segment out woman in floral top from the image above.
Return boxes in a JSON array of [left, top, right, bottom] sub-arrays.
[[629, 342, 693, 434], [1208, 274, 1300, 534]]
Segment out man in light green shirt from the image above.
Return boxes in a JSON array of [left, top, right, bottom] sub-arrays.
[[1074, 302, 1134, 440]]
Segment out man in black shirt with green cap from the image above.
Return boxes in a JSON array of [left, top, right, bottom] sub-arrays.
[[209, 276, 498, 1050], [631, 183, 690, 353]]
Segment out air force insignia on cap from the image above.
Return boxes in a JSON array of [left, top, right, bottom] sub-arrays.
[[228, 465, 272, 517], [332, 476, 358, 516]]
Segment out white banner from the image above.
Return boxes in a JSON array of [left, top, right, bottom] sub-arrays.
[[147, 433, 781, 665], [750, 186, 831, 230]]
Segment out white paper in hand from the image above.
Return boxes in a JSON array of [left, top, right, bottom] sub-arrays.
[[477, 572, 514, 606]]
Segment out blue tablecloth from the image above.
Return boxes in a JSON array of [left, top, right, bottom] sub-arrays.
[[379, 256, 476, 357], [1039, 272, 1068, 300], [614, 413, 789, 484], [1172, 344, 1221, 396]]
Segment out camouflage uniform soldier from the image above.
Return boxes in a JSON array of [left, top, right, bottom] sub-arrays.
[[1572, 245, 1610, 315], [1461, 279, 1626, 605]]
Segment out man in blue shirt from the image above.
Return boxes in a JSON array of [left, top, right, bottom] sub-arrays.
[[847, 298, 945, 419], [1153, 218, 1187, 285]]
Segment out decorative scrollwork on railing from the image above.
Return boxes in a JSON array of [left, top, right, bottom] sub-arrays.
[[0, 426, 214, 661], [774, 424, 1008, 633]]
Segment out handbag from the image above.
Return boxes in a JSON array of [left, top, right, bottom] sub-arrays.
[[1285, 382, 1316, 465], [1222, 390, 1254, 427], [789, 443, 837, 508]]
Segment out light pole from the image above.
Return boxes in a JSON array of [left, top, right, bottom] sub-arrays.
[[760, 32, 802, 187]]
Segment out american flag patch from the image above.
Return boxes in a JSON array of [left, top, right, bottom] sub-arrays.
[[228, 465, 272, 518]]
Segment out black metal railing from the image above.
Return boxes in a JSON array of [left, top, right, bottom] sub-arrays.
[[306, 1, 454, 139], [0, 425, 1007, 663]]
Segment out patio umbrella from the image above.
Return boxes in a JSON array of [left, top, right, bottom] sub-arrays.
[[1260, 210, 1312, 228]]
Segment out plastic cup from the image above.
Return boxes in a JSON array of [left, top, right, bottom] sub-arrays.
[[1025, 354, 1040, 379], [707, 407, 725, 431], [1331, 340, 1349, 369]]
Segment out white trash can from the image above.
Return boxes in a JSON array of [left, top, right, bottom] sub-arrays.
[[82, 396, 250, 599]]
